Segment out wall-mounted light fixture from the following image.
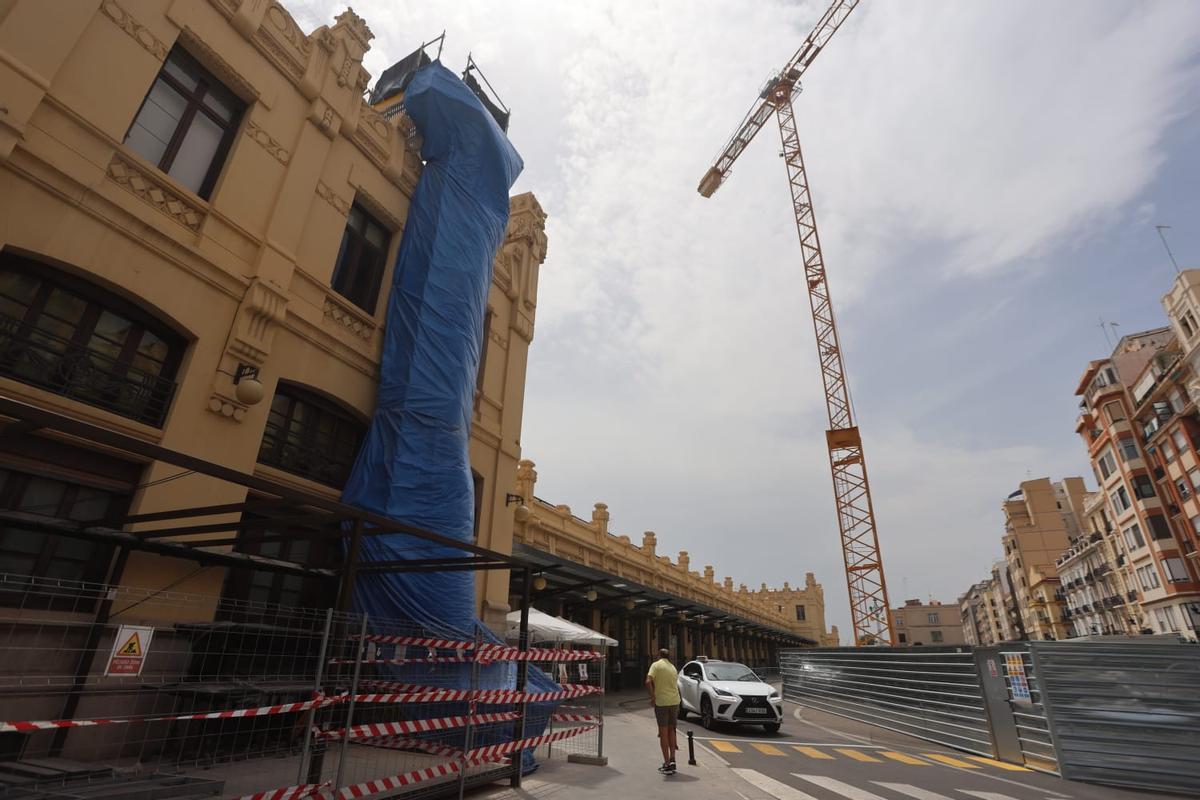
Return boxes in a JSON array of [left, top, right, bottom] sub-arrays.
[[532, 575, 548, 591], [233, 363, 265, 405], [585, 589, 598, 602], [624, 598, 636, 611]]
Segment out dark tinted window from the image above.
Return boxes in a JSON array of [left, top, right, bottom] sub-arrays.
[[331, 204, 390, 314], [257, 384, 365, 488], [0, 255, 182, 426]]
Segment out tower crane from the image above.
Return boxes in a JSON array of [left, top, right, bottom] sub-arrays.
[[697, 0, 894, 646]]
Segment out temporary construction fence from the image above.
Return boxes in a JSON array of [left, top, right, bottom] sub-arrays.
[[0, 574, 605, 800], [781, 640, 1200, 796]]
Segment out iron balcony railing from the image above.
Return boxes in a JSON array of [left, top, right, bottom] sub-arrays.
[[257, 419, 357, 488], [0, 311, 176, 427]]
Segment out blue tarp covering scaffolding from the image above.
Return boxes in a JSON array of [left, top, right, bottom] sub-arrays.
[[340, 62, 555, 771]]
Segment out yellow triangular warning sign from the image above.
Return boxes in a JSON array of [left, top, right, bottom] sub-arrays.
[[117, 632, 141, 656]]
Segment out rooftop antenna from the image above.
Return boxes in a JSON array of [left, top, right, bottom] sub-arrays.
[[1156, 225, 1181, 275]]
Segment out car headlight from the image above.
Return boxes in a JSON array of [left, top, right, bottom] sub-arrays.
[[769, 690, 780, 699], [714, 688, 734, 698]]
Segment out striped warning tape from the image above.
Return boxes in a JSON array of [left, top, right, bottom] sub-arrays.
[[0, 695, 339, 734], [549, 713, 601, 724], [329, 655, 475, 666], [357, 735, 464, 758], [334, 755, 502, 800], [348, 684, 602, 705], [352, 634, 473, 649], [466, 724, 596, 762], [313, 711, 520, 741], [230, 781, 329, 800]]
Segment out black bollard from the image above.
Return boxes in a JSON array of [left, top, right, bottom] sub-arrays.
[[687, 729, 697, 765]]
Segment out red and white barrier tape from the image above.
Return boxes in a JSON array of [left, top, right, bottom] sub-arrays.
[[348, 683, 601, 706], [329, 655, 474, 666], [358, 735, 463, 758], [229, 781, 329, 800], [314, 711, 519, 741], [335, 755, 502, 800], [467, 724, 596, 762], [353, 634, 473, 649], [0, 696, 336, 734], [549, 713, 601, 724]]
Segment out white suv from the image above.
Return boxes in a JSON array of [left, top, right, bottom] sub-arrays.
[[676, 658, 783, 732]]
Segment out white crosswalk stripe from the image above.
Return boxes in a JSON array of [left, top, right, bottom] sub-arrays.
[[730, 769, 821, 800], [873, 783, 956, 800], [957, 792, 1025, 800], [792, 774, 888, 800]]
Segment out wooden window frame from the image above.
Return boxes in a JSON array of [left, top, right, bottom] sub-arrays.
[[330, 203, 390, 314], [257, 383, 365, 489], [124, 47, 245, 200]]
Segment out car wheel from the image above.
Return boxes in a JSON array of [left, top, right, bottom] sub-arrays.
[[762, 722, 781, 734], [700, 696, 714, 730], [678, 701, 687, 720]]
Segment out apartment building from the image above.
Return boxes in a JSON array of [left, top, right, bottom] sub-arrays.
[[959, 564, 1017, 646], [1075, 326, 1200, 640], [1000, 477, 1086, 640], [1057, 491, 1145, 637], [892, 599, 964, 646]]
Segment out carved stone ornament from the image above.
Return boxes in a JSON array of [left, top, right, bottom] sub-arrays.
[[315, 180, 350, 217], [229, 278, 289, 363], [107, 154, 204, 231], [244, 120, 291, 165], [323, 295, 374, 341], [100, 0, 168, 61], [334, 8, 375, 48]]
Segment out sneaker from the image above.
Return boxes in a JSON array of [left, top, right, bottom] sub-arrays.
[[658, 764, 674, 774], [668, 761, 677, 772]]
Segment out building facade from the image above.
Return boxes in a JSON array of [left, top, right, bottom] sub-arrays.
[[892, 599, 964, 647], [1000, 477, 1086, 640], [509, 459, 838, 686], [0, 0, 545, 631], [1074, 326, 1200, 640], [1056, 491, 1145, 637]]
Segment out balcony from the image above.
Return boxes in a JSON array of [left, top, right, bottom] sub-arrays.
[[1127, 590, 1139, 601], [0, 311, 176, 427]]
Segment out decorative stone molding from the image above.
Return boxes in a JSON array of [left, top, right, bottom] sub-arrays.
[[334, 8, 374, 50], [315, 180, 350, 217], [244, 120, 291, 165], [229, 277, 289, 362], [323, 294, 374, 340], [178, 28, 261, 105], [107, 154, 204, 232], [351, 103, 391, 169], [254, 2, 311, 81], [100, 0, 168, 61], [206, 394, 248, 422]]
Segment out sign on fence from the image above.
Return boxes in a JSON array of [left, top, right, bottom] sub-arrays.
[[1004, 653, 1031, 705], [105, 625, 154, 676]]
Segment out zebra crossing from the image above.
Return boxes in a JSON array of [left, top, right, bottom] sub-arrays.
[[702, 740, 1030, 773], [732, 769, 1065, 800]]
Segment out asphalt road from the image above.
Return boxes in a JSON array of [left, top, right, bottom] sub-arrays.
[[670, 700, 1188, 800]]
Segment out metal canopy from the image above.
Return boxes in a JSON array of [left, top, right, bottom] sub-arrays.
[[514, 542, 813, 645], [0, 395, 535, 593]]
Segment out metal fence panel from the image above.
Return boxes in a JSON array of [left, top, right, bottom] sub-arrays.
[[998, 647, 1057, 774], [780, 647, 994, 757], [1030, 641, 1200, 795]]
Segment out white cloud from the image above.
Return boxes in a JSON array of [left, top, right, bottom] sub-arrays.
[[292, 0, 1200, 637]]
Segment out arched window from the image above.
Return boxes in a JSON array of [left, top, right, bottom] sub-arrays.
[[0, 253, 184, 426], [257, 383, 366, 488]]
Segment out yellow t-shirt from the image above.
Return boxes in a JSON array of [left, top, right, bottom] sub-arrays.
[[646, 658, 681, 706]]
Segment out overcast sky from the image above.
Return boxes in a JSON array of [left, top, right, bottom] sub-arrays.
[[295, 0, 1200, 640]]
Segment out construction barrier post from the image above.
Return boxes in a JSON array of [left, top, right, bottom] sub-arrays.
[[687, 730, 696, 766], [334, 612, 368, 792], [298, 608, 333, 784]]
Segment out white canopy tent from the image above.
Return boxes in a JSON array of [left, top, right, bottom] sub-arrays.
[[505, 608, 616, 647]]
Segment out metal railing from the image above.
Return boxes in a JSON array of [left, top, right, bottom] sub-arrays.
[[0, 313, 176, 427], [0, 574, 606, 799], [780, 647, 994, 756], [1000, 648, 1058, 773]]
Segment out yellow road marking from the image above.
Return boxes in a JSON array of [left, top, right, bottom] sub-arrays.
[[880, 751, 929, 765], [836, 748, 882, 762], [709, 740, 741, 753], [792, 746, 834, 759], [751, 743, 786, 756], [922, 753, 979, 768], [967, 756, 1030, 771]]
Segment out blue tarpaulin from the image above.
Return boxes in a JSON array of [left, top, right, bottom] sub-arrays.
[[340, 62, 556, 771]]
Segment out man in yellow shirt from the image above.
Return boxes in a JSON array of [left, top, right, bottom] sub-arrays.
[[645, 648, 681, 773]]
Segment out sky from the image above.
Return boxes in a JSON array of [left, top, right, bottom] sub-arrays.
[[294, 0, 1200, 641]]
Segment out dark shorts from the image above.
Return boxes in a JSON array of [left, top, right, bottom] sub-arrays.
[[654, 704, 678, 729]]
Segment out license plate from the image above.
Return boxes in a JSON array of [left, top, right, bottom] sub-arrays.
[[743, 707, 767, 714]]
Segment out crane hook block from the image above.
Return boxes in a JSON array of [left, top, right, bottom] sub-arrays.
[[697, 167, 723, 198]]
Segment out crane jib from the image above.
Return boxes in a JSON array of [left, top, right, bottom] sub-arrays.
[[692, 0, 893, 648]]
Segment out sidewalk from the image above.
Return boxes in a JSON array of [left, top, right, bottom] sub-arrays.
[[469, 688, 771, 800]]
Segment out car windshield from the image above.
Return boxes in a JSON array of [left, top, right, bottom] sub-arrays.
[[706, 663, 759, 682]]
